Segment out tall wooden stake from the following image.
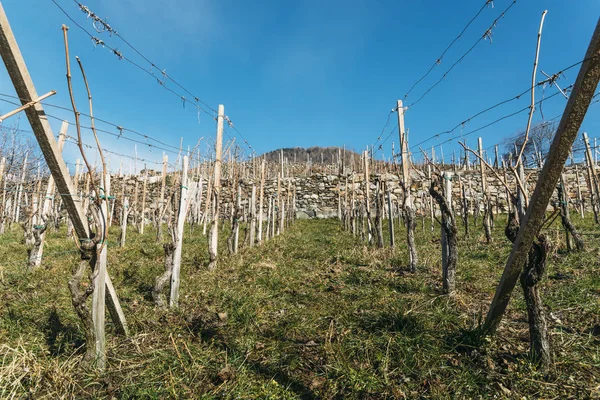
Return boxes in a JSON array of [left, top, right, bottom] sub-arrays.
[[140, 166, 148, 234], [257, 159, 265, 243], [583, 132, 600, 223], [0, 5, 128, 363], [170, 156, 189, 307], [397, 100, 418, 271], [483, 19, 600, 335], [91, 173, 110, 369], [208, 105, 224, 270]]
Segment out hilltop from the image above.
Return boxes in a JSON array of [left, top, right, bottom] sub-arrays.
[[260, 146, 361, 164]]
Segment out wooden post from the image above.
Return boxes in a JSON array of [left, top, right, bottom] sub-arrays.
[[374, 179, 384, 248], [574, 164, 585, 218], [0, 156, 4, 231], [132, 175, 139, 224], [364, 149, 372, 244], [257, 159, 265, 243], [583, 132, 600, 223], [386, 184, 395, 247], [351, 174, 356, 235], [158, 154, 168, 239], [440, 171, 453, 284], [458, 173, 469, 236], [13, 150, 27, 223], [208, 105, 224, 270], [265, 194, 272, 241], [92, 173, 110, 370], [270, 196, 276, 238], [337, 182, 342, 221], [0, 4, 128, 346], [249, 184, 256, 247], [594, 138, 598, 170], [559, 173, 573, 250], [494, 145, 500, 168], [81, 174, 91, 223], [233, 183, 241, 252], [397, 100, 418, 271], [170, 156, 189, 307], [431, 172, 458, 296], [202, 174, 212, 235], [280, 181, 286, 232], [483, 20, 600, 335], [120, 196, 129, 247], [479, 137, 492, 242], [140, 166, 148, 234], [277, 173, 282, 235], [192, 172, 203, 227], [32, 122, 68, 268]]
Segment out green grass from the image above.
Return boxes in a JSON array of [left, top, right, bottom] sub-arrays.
[[1, 215, 599, 398]]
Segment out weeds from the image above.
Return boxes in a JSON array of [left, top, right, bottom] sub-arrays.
[[0, 216, 599, 398]]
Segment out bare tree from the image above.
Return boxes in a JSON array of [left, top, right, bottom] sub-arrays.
[[502, 121, 557, 167]]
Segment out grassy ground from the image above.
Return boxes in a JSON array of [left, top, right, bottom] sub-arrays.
[[0, 215, 599, 399]]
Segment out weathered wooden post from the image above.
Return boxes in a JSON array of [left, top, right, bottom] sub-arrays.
[[337, 182, 342, 221], [249, 184, 256, 247], [374, 179, 384, 248], [140, 166, 148, 234], [13, 150, 27, 223], [479, 137, 492, 242], [483, 19, 600, 336], [583, 132, 600, 223], [133, 171, 139, 231], [286, 179, 292, 229], [558, 173, 584, 251], [265, 194, 272, 241], [92, 174, 110, 370], [157, 154, 168, 239], [364, 149, 372, 244], [397, 100, 418, 271], [208, 105, 224, 270], [270, 195, 276, 238], [119, 196, 129, 247], [257, 159, 266, 243], [202, 174, 213, 236], [386, 186, 395, 247], [170, 155, 189, 307], [233, 183, 241, 252], [0, 6, 128, 371], [276, 173, 283, 235], [574, 164, 585, 218], [279, 178, 286, 234], [0, 156, 5, 234], [30, 122, 69, 268], [351, 174, 356, 235], [494, 145, 500, 168], [193, 172, 204, 227], [442, 171, 455, 293]]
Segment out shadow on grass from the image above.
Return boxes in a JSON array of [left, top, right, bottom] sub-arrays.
[[44, 308, 84, 356], [444, 327, 486, 355], [357, 310, 422, 336], [187, 312, 319, 399], [121, 265, 156, 302]]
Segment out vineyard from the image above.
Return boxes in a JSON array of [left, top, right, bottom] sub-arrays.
[[0, 1, 599, 399]]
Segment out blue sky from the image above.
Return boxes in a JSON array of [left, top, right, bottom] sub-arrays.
[[0, 0, 599, 171]]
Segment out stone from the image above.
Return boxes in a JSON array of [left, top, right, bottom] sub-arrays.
[[296, 211, 310, 219]]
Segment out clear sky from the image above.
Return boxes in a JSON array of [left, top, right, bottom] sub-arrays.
[[0, 0, 598, 171]]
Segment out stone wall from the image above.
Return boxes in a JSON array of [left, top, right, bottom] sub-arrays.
[[107, 165, 590, 219]]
